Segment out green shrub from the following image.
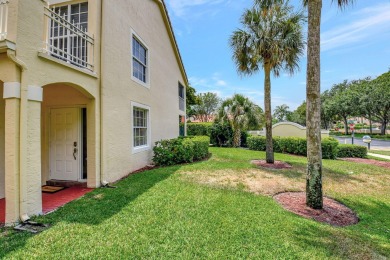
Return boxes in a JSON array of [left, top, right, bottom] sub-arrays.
[[187, 123, 212, 136], [210, 123, 232, 147], [209, 123, 247, 147], [321, 137, 339, 159], [247, 135, 266, 151], [153, 136, 210, 166], [190, 136, 210, 160], [337, 144, 367, 158], [247, 136, 339, 159], [240, 131, 249, 148]]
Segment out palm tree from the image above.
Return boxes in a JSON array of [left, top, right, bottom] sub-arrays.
[[218, 94, 263, 147], [230, 0, 305, 163], [304, 0, 353, 209], [255, 0, 353, 209], [274, 104, 291, 122]]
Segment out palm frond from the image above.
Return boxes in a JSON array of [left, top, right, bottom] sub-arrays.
[[230, 1, 305, 78]]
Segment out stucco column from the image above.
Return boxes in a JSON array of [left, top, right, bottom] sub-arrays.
[[87, 99, 100, 188], [3, 82, 21, 225], [20, 86, 43, 218]]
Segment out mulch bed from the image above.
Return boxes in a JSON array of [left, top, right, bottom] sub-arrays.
[[251, 160, 292, 169], [340, 158, 390, 169], [274, 192, 359, 227]]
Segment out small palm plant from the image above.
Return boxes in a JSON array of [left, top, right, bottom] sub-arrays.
[[218, 94, 263, 148], [230, 0, 305, 163]]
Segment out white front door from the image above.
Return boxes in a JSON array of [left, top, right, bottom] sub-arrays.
[[50, 108, 81, 181]]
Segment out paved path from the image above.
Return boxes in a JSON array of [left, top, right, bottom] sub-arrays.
[[367, 153, 390, 160], [333, 136, 390, 150]]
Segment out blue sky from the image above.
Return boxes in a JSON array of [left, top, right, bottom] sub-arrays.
[[165, 0, 390, 110]]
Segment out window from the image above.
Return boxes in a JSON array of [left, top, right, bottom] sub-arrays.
[[131, 102, 151, 153], [133, 107, 148, 147], [132, 36, 148, 84], [179, 83, 185, 111], [49, 2, 89, 68]]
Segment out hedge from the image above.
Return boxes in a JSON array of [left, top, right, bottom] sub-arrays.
[[152, 136, 210, 166], [189, 122, 248, 147], [247, 136, 339, 159], [187, 123, 212, 136], [189, 136, 210, 161], [337, 144, 367, 158]]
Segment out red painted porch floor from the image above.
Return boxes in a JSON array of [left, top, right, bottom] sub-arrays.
[[0, 186, 93, 224]]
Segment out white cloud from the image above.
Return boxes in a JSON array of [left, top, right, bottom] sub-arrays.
[[216, 80, 227, 86], [321, 3, 390, 51], [167, 0, 228, 18]]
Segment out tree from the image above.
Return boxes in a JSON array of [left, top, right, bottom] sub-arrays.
[[348, 78, 373, 133], [230, 0, 305, 163], [370, 71, 390, 135], [191, 92, 221, 122], [274, 104, 291, 122], [218, 94, 263, 147], [304, 0, 353, 209], [286, 101, 306, 126], [186, 85, 198, 118], [327, 80, 359, 135], [320, 90, 335, 130]]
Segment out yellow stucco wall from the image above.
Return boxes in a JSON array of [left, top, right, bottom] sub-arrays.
[[2, 0, 102, 220], [0, 83, 4, 199], [273, 123, 306, 138], [0, 54, 20, 83], [100, 0, 187, 182], [1, 0, 187, 222]]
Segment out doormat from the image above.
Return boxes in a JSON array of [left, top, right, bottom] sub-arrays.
[[42, 185, 66, 193]]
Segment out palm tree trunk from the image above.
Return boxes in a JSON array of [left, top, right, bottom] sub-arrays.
[[306, 0, 323, 209], [233, 128, 241, 148], [264, 62, 274, 163]]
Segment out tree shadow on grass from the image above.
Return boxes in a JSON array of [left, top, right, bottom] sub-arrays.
[[48, 166, 179, 225], [266, 159, 369, 184], [290, 198, 390, 259], [0, 165, 179, 257]]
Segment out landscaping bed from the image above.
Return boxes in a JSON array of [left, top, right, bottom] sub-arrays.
[[340, 158, 390, 169], [274, 192, 359, 227]]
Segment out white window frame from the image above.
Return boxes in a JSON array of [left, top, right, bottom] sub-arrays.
[[131, 29, 150, 88], [131, 101, 151, 154]]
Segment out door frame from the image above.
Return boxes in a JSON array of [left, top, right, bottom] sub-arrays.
[[47, 106, 86, 182]]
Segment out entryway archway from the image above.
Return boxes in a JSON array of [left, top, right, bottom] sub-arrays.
[[41, 83, 94, 187]]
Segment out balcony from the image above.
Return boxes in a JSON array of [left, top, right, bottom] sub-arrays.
[[43, 5, 94, 71], [0, 0, 8, 41]]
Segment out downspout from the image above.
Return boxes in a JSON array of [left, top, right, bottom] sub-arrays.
[[99, 0, 106, 186], [6, 49, 27, 71]]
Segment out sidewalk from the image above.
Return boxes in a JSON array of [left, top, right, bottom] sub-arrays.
[[368, 153, 390, 160]]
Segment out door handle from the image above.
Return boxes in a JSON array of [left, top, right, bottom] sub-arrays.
[[73, 148, 78, 160]]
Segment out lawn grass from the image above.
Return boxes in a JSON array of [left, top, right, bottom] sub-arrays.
[[1, 148, 389, 259], [369, 150, 390, 156]]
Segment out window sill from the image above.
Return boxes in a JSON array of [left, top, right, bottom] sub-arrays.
[[38, 51, 98, 78], [131, 76, 150, 89], [132, 145, 151, 154]]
